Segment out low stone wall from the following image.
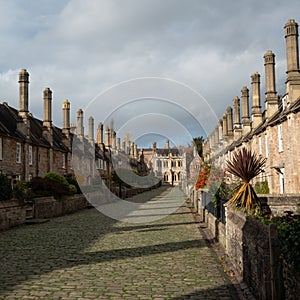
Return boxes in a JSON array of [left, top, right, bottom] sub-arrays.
[[0, 199, 26, 231], [226, 207, 276, 300], [34, 194, 89, 219], [259, 194, 300, 215], [0, 194, 89, 231]]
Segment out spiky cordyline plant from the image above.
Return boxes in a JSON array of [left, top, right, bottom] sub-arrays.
[[226, 147, 266, 211]]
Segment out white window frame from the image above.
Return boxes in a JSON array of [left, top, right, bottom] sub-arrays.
[[0, 137, 2, 160], [279, 168, 285, 194], [16, 143, 21, 163], [258, 136, 262, 156], [62, 153, 66, 169], [265, 134, 268, 158], [278, 124, 283, 152], [28, 145, 33, 165]]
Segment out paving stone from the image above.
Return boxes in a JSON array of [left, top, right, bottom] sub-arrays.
[[0, 187, 241, 299]]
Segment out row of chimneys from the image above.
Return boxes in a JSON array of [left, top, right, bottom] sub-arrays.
[[209, 19, 300, 149], [17, 69, 139, 157]]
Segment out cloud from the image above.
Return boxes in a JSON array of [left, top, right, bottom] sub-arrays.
[[0, 0, 299, 145]]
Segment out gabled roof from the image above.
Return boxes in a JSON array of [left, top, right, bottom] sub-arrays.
[[0, 102, 69, 152]]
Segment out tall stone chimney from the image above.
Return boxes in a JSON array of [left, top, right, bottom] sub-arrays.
[[105, 126, 110, 147], [213, 126, 219, 148], [18, 69, 29, 118], [284, 19, 300, 103], [62, 99, 70, 137], [222, 113, 228, 140], [77, 109, 84, 137], [233, 96, 242, 140], [112, 130, 116, 150], [241, 86, 251, 135], [117, 138, 121, 151], [130, 142, 135, 157], [226, 106, 233, 138], [88, 116, 94, 143], [152, 142, 157, 152], [165, 139, 170, 149], [43, 88, 52, 128], [264, 50, 278, 119], [218, 119, 223, 142], [251, 72, 263, 128], [96, 122, 103, 144], [134, 143, 138, 159]]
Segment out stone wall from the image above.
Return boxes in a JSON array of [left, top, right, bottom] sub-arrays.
[[190, 190, 299, 300], [0, 199, 26, 231], [33, 194, 89, 219], [0, 194, 89, 231], [259, 194, 300, 215]]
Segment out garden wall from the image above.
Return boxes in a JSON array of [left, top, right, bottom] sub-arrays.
[[190, 189, 300, 300], [33, 194, 89, 219], [259, 194, 300, 215], [0, 199, 26, 231], [0, 194, 89, 231]]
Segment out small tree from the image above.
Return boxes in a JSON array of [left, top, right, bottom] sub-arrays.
[[226, 147, 266, 211]]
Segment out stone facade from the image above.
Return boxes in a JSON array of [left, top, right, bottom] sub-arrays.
[[0, 70, 145, 189], [203, 19, 300, 195], [142, 140, 187, 185]]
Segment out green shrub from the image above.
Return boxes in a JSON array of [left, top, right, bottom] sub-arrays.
[[13, 181, 33, 202], [277, 216, 300, 273], [65, 174, 81, 193], [31, 176, 70, 198], [68, 184, 77, 194], [44, 172, 69, 185], [255, 180, 270, 194], [0, 174, 12, 200]]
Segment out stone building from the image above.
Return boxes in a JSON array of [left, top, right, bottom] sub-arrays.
[[203, 19, 300, 194], [0, 69, 143, 187], [142, 140, 187, 185]]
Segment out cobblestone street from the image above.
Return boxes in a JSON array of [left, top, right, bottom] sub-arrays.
[[0, 187, 240, 300]]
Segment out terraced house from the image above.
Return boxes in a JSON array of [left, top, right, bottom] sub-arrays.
[[0, 69, 123, 186], [203, 19, 300, 194]]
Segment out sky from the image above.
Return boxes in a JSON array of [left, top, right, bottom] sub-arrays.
[[0, 0, 299, 148]]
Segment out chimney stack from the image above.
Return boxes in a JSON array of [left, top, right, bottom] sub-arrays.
[[43, 88, 52, 128], [284, 19, 300, 103], [251, 72, 263, 128], [18, 69, 29, 118], [218, 119, 223, 142], [241, 86, 251, 135], [233, 96, 242, 140], [62, 99, 70, 137], [130, 142, 135, 157], [76, 109, 84, 137], [112, 130, 116, 150], [264, 50, 278, 119], [152, 142, 157, 152], [226, 106, 233, 138], [96, 122, 103, 144], [222, 113, 228, 140], [105, 126, 110, 147], [165, 139, 170, 150], [88, 116, 94, 143], [134, 143, 138, 159], [117, 138, 121, 151]]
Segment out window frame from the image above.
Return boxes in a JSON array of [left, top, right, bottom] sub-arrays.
[[28, 145, 33, 165], [16, 143, 21, 163]]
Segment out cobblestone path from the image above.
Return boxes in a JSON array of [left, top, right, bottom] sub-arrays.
[[0, 187, 239, 300]]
